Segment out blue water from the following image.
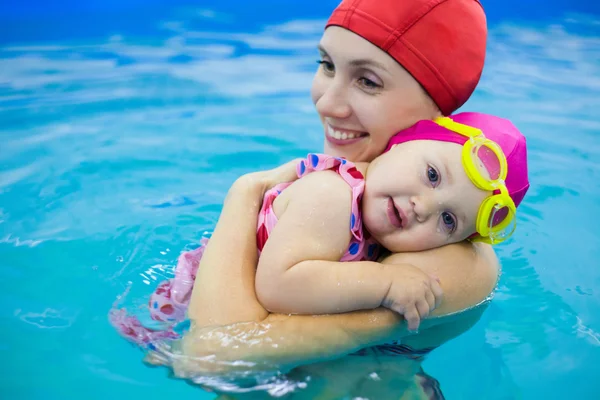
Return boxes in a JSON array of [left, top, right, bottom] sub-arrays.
[[1, 1, 599, 399]]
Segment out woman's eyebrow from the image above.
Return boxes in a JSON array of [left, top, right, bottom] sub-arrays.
[[348, 58, 389, 73], [317, 45, 390, 74]]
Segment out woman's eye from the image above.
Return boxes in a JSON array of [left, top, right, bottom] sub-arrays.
[[358, 77, 381, 89], [441, 212, 457, 233], [317, 60, 334, 74], [427, 166, 440, 186]]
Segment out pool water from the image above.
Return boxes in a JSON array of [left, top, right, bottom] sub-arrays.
[[1, 2, 599, 399]]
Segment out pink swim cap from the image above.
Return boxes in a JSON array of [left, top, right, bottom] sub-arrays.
[[385, 112, 530, 208]]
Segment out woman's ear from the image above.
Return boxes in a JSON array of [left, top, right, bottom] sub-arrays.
[[426, 95, 443, 118]]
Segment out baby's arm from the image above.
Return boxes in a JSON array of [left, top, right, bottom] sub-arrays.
[[255, 171, 442, 328]]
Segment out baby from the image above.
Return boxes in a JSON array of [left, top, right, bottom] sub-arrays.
[[251, 112, 528, 328], [113, 112, 529, 346]]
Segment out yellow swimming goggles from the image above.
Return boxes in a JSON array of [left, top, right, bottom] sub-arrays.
[[433, 117, 517, 244]]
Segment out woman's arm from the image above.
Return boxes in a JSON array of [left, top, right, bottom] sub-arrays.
[[381, 241, 499, 317], [178, 308, 405, 374], [182, 240, 498, 370], [182, 159, 498, 370], [187, 160, 300, 327]]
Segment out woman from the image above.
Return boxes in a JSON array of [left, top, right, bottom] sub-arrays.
[[168, 0, 497, 397]]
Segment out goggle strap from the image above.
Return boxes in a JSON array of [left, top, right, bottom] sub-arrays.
[[433, 117, 484, 138]]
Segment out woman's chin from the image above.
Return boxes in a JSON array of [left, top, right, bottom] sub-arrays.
[[323, 141, 366, 162], [324, 141, 346, 158]]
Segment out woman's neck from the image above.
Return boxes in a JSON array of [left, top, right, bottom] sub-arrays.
[[355, 162, 370, 176]]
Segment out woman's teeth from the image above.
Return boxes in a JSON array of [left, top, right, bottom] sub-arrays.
[[327, 125, 360, 140]]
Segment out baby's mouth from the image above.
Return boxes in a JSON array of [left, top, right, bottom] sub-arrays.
[[387, 197, 404, 229]]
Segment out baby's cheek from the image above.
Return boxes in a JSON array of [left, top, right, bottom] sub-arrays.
[[408, 226, 442, 251]]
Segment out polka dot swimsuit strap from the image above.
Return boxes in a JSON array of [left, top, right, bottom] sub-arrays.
[[297, 154, 380, 262]]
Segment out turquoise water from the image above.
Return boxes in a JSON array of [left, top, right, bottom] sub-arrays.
[[2, 3, 600, 399]]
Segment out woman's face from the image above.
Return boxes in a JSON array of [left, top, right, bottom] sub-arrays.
[[311, 26, 441, 163]]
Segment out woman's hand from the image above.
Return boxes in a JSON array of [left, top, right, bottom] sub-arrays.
[[238, 158, 302, 193]]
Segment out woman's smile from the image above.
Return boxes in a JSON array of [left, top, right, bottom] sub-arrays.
[[325, 123, 368, 146]]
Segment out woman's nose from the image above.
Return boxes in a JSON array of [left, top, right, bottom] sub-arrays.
[[314, 79, 352, 120]]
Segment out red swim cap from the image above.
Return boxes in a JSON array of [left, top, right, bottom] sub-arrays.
[[326, 0, 487, 115]]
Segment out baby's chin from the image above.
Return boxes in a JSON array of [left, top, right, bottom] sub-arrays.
[[375, 231, 433, 253], [364, 224, 404, 252], [377, 236, 409, 253], [361, 213, 383, 237]]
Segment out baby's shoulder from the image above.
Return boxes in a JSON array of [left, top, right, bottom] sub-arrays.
[[294, 169, 352, 202], [274, 169, 352, 218]]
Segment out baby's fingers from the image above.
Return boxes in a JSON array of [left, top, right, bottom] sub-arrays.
[[425, 290, 436, 312], [403, 306, 421, 332], [430, 279, 444, 308], [416, 298, 432, 318]]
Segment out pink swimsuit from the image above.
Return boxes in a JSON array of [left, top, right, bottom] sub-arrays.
[[257, 153, 380, 261], [110, 154, 380, 346]]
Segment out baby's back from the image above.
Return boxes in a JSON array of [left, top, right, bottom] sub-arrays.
[[257, 155, 377, 263]]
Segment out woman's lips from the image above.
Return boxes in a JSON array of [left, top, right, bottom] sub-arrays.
[[387, 197, 405, 229], [326, 134, 366, 146], [325, 124, 368, 146]]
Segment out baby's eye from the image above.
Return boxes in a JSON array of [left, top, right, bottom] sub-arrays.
[[441, 211, 457, 233], [427, 166, 440, 186]]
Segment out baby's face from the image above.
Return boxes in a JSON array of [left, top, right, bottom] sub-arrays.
[[362, 140, 491, 252]]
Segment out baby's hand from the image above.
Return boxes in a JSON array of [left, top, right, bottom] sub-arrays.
[[382, 265, 443, 332]]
